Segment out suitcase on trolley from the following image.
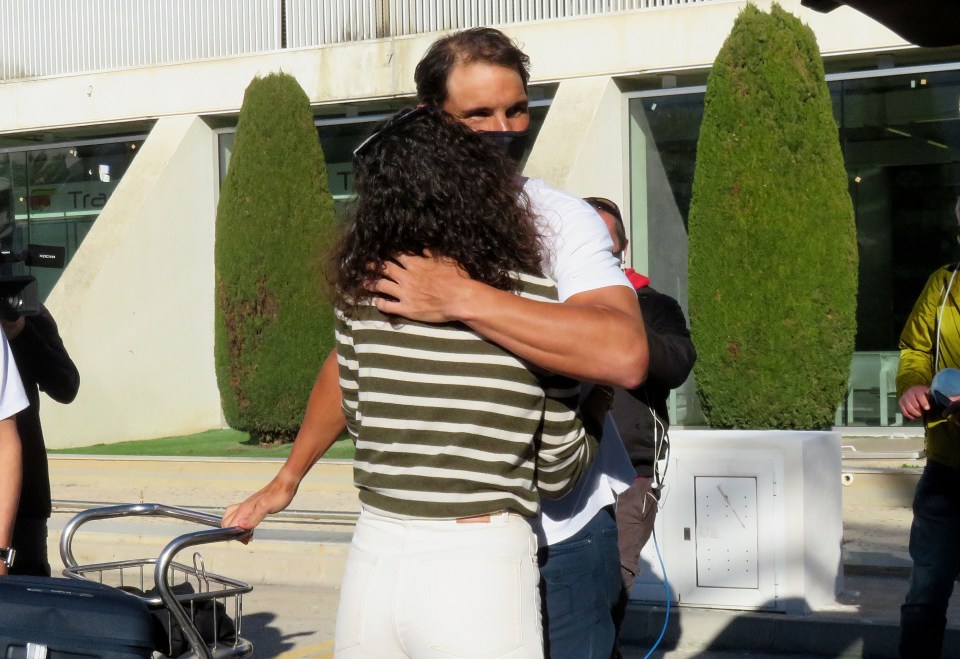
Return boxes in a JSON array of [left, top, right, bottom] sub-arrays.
[[60, 503, 254, 659], [0, 574, 155, 658]]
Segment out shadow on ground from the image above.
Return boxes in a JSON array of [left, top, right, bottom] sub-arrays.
[[242, 611, 315, 657]]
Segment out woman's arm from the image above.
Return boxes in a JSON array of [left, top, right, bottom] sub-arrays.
[[222, 351, 346, 530]]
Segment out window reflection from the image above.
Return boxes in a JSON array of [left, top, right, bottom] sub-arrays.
[[0, 139, 144, 299]]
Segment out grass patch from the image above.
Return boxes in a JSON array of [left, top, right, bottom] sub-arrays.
[[49, 428, 355, 460]]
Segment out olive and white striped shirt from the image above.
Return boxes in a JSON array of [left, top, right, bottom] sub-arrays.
[[336, 272, 597, 519]]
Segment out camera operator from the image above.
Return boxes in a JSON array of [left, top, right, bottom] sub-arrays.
[[1, 302, 79, 576]]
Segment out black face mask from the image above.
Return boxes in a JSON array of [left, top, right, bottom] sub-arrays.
[[480, 129, 531, 164]]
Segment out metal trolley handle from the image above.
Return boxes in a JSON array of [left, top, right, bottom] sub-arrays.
[[60, 503, 253, 659]]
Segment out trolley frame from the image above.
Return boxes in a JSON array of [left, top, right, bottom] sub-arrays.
[[60, 503, 255, 659]]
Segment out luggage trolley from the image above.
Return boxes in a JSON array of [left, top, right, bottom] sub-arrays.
[[60, 503, 254, 659]]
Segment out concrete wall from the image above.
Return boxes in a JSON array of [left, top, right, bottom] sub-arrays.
[[42, 115, 222, 446], [3, 1, 917, 445], [1, 1, 907, 135], [525, 76, 627, 204]]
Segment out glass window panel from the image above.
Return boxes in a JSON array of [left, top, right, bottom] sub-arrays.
[[0, 138, 143, 301], [629, 91, 705, 426], [841, 70, 960, 352]]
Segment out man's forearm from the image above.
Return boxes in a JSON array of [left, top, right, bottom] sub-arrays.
[[455, 282, 648, 388], [17, 315, 80, 403], [371, 254, 648, 387], [897, 347, 934, 398]]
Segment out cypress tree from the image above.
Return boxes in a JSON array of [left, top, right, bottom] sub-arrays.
[[688, 3, 858, 429], [214, 72, 337, 441]]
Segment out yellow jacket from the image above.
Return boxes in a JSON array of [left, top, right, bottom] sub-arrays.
[[897, 264, 960, 469]]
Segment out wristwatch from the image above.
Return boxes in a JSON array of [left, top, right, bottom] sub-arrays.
[[0, 547, 14, 568]]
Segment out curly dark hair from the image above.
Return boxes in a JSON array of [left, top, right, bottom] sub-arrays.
[[330, 107, 543, 316], [415, 28, 530, 108]]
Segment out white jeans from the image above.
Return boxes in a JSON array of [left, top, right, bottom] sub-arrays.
[[334, 508, 543, 658]]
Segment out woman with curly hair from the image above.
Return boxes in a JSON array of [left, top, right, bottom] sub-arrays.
[[330, 106, 597, 659]]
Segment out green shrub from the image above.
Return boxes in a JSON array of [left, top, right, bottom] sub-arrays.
[[688, 4, 858, 430], [214, 72, 337, 441]]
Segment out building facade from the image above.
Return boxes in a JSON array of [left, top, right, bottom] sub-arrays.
[[1, 0, 956, 445]]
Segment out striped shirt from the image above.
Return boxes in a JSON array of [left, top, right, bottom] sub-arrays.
[[336, 272, 597, 519]]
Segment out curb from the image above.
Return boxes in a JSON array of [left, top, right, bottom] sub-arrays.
[[621, 602, 959, 658]]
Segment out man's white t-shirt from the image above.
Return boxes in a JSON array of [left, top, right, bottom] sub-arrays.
[[534, 413, 635, 546], [0, 332, 27, 419], [525, 178, 630, 301], [524, 178, 637, 546]]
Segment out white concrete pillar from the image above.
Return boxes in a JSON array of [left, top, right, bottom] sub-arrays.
[[42, 115, 223, 447]]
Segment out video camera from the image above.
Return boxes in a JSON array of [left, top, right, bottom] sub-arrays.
[[0, 244, 65, 320]]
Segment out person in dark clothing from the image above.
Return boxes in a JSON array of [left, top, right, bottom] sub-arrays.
[[611, 285, 695, 588], [1, 305, 79, 576], [584, 196, 697, 637]]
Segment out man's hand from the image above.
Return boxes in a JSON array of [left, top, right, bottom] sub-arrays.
[[899, 385, 931, 420], [0, 316, 25, 341], [367, 253, 473, 323], [222, 472, 299, 533]]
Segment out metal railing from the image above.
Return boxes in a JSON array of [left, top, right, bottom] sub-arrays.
[[52, 499, 361, 526], [1, 0, 721, 81]]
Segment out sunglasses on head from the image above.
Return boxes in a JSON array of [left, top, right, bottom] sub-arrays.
[[353, 106, 432, 166], [583, 196, 622, 222]]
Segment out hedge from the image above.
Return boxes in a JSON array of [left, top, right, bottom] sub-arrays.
[[688, 4, 858, 429], [214, 72, 337, 441]]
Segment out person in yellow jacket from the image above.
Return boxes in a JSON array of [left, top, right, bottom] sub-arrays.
[[896, 196, 960, 658]]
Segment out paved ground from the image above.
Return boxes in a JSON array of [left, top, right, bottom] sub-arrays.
[[228, 574, 937, 658], [38, 439, 960, 658], [239, 583, 337, 658]]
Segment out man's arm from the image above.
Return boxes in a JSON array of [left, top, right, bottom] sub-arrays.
[[896, 270, 944, 419], [4, 308, 80, 404], [641, 291, 697, 390], [0, 417, 21, 575], [222, 351, 346, 530], [370, 255, 648, 388]]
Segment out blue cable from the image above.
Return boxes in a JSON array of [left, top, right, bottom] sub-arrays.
[[642, 528, 670, 659]]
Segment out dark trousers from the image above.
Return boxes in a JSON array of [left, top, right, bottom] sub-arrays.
[[10, 516, 51, 577], [899, 460, 960, 658], [539, 505, 621, 659]]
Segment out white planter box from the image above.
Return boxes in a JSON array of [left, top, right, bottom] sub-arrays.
[[632, 429, 843, 614]]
